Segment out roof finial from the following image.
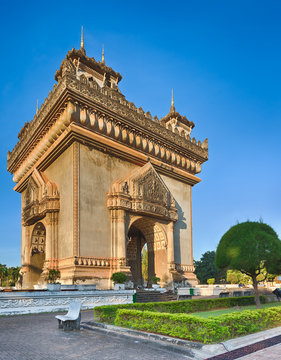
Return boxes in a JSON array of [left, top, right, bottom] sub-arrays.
[[81, 26, 84, 49], [170, 89, 175, 112], [102, 44, 105, 63], [36, 100, 39, 115]]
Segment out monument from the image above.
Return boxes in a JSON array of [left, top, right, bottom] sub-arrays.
[[7, 31, 208, 289]]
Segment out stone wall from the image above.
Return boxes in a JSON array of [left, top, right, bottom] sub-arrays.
[[0, 290, 135, 316]]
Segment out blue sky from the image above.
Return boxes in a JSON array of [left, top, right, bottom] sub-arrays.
[[1, 1, 281, 266]]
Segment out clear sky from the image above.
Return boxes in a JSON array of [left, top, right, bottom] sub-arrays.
[[1, 1, 281, 266]]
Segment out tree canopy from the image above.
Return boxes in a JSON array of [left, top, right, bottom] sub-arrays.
[[0, 264, 20, 287], [215, 221, 281, 307], [194, 250, 226, 284]]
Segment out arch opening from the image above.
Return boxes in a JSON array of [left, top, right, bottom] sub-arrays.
[[30, 222, 46, 283], [126, 217, 168, 287]]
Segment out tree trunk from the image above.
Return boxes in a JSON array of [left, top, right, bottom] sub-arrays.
[[252, 276, 260, 309]]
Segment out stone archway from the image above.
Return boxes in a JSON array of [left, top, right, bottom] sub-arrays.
[[29, 222, 46, 284], [127, 217, 169, 286], [107, 163, 178, 286]]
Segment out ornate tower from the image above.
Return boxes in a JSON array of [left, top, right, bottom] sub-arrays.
[[7, 37, 208, 289]]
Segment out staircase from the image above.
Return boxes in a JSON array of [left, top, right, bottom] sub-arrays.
[[135, 290, 177, 303]]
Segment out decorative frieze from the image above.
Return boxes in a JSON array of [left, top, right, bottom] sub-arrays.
[[59, 256, 113, 268], [175, 263, 195, 273], [0, 290, 135, 315]]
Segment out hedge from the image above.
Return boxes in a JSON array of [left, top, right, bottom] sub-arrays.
[[114, 306, 281, 343], [94, 296, 266, 324]]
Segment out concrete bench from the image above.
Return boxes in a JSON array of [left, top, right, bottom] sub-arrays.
[[243, 290, 253, 296], [55, 301, 81, 330], [273, 288, 281, 301]]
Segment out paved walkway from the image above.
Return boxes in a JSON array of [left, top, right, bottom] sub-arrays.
[[0, 311, 190, 360], [1, 311, 281, 359]]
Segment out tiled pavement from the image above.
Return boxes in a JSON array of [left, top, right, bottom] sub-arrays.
[[238, 343, 281, 359], [0, 311, 190, 360]]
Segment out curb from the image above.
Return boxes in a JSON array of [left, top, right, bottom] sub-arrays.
[[82, 321, 199, 358], [81, 321, 281, 360]]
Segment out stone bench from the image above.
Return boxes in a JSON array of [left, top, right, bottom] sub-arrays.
[[273, 288, 281, 301], [55, 301, 81, 330], [243, 290, 253, 296], [219, 292, 230, 298]]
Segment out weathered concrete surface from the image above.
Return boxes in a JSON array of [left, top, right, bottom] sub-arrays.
[[82, 321, 281, 360], [0, 311, 191, 360]]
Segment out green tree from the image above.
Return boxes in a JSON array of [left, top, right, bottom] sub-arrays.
[[7, 266, 20, 286], [0, 264, 8, 286], [215, 221, 281, 308], [194, 251, 226, 284], [226, 270, 251, 285]]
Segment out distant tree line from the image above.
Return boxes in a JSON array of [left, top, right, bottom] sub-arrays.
[[194, 251, 227, 284], [0, 264, 20, 287]]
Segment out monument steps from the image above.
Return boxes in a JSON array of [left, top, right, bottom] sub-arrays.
[[135, 290, 177, 303]]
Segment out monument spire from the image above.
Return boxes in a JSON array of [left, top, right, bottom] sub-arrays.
[[170, 89, 175, 113], [102, 44, 105, 63], [36, 100, 39, 115], [81, 26, 84, 50]]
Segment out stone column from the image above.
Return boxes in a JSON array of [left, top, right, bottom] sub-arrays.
[[167, 221, 175, 268], [116, 209, 126, 260], [21, 224, 30, 267], [54, 212, 59, 264], [44, 213, 52, 270], [21, 225, 32, 288]]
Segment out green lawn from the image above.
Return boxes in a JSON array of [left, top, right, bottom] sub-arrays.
[[191, 301, 281, 318]]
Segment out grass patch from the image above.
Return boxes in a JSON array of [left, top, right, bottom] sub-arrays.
[[192, 301, 281, 318], [95, 297, 281, 343], [115, 306, 281, 343]]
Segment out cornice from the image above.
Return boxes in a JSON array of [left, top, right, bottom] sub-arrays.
[[8, 72, 208, 182], [64, 73, 208, 160]]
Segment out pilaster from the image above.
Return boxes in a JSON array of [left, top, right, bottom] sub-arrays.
[[73, 142, 80, 257]]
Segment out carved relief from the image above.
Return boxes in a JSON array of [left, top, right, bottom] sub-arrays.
[[22, 169, 60, 225], [133, 168, 168, 206], [24, 178, 39, 208], [31, 222, 46, 255], [107, 163, 178, 222]]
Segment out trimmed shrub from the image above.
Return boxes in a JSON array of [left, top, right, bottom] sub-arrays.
[[111, 272, 127, 284], [115, 306, 281, 343], [115, 309, 228, 343], [94, 296, 266, 324]]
